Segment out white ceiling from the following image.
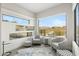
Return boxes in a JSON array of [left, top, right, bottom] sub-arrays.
[[17, 3, 60, 13]]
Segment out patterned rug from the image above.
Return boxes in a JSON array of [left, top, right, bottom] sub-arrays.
[[13, 45, 56, 56]]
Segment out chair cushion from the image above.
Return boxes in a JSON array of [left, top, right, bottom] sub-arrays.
[[35, 35, 40, 39], [33, 39, 40, 40], [25, 41, 32, 43]]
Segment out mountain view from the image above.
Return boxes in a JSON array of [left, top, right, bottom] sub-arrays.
[[39, 14, 66, 36]]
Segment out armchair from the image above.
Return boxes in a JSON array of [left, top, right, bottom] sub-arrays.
[[32, 35, 41, 44], [51, 36, 72, 51], [23, 37, 32, 47]]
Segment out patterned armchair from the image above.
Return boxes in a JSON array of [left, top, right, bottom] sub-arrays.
[[51, 36, 72, 51]]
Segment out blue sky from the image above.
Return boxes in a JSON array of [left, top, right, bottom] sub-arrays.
[[39, 14, 66, 27], [15, 17, 28, 25], [3, 15, 28, 25]]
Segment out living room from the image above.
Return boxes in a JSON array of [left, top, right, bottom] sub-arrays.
[[0, 3, 79, 56]]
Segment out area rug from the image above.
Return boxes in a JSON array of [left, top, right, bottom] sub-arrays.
[[14, 45, 56, 56]]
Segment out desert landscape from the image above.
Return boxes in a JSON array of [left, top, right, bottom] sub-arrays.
[[39, 26, 66, 36]]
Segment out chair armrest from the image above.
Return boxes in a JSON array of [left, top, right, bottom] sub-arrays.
[[51, 37, 65, 42], [51, 39, 66, 49], [58, 40, 68, 50]]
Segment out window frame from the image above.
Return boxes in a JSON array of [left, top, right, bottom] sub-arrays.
[[74, 3, 79, 45], [2, 14, 15, 22], [38, 13, 67, 36], [2, 14, 30, 25]]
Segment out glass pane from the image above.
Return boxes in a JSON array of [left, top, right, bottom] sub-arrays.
[[76, 4, 79, 45], [15, 17, 28, 25], [2, 15, 14, 22]]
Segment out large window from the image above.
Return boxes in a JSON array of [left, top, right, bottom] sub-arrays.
[[39, 14, 66, 36], [2, 15, 14, 22], [15, 17, 28, 25], [74, 4, 79, 46], [2, 15, 29, 25]]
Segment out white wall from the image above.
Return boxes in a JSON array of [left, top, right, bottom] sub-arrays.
[[1, 22, 16, 41], [72, 41, 79, 56], [37, 3, 74, 50]]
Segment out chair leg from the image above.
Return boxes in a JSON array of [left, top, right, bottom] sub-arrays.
[[52, 47, 57, 52]]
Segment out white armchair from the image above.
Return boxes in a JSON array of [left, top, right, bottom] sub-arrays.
[[32, 35, 41, 44], [51, 36, 67, 50], [51, 36, 72, 51]]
